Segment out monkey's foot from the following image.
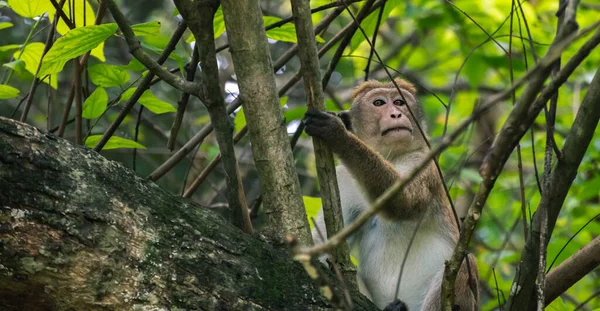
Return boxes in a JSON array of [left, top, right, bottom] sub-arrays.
[[383, 299, 408, 311]]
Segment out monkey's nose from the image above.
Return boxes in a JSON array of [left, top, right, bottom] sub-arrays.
[[390, 113, 401, 119]]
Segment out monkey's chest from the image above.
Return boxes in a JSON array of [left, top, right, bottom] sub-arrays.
[[353, 220, 452, 310]]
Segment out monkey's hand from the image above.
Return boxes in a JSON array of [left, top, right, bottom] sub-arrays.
[[304, 110, 349, 150]]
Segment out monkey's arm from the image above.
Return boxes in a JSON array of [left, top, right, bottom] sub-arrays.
[[304, 111, 439, 220]]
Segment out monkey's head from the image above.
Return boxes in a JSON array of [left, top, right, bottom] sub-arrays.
[[346, 78, 428, 155]]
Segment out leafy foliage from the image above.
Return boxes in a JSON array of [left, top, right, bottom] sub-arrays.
[[0, 0, 598, 310]]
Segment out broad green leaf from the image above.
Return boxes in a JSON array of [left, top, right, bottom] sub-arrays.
[[0, 22, 13, 30], [263, 16, 325, 44], [131, 21, 161, 37], [53, 0, 106, 62], [138, 90, 176, 114], [125, 58, 146, 72], [264, 16, 297, 43], [88, 64, 130, 87], [85, 135, 146, 150], [303, 196, 322, 230], [39, 23, 118, 76], [121, 88, 137, 102], [234, 108, 246, 133], [82, 87, 108, 119], [0, 84, 19, 99], [349, 0, 401, 52], [8, 0, 54, 18], [0, 44, 20, 52], [3, 59, 27, 77], [14, 42, 57, 89], [546, 297, 567, 311]]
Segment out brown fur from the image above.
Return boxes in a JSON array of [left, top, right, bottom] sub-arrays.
[[304, 78, 479, 310]]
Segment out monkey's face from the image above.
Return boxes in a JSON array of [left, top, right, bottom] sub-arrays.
[[350, 88, 426, 154]]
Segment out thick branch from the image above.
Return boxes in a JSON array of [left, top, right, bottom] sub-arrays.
[[220, 0, 312, 244], [545, 236, 600, 306], [290, 0, 351, 269], [0, 116, 377, 311], [174, 0, 252, 234]]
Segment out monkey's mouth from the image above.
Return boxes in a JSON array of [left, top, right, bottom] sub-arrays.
[[382, 126, 412, 136]]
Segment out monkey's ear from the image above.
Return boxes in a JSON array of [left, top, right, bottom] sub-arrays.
[[338, 111, 353, 132]]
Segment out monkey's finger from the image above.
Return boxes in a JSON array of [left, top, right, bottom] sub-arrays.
[[305, 110, 331, 120]]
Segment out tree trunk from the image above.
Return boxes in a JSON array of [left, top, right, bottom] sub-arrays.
[[0, 117, 377, 311]]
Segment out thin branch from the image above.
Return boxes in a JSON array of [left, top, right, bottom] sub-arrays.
[[19, 0, 65, 123], [56, 1, 107, 138], [364, 0, 386, 81], [93, 22, 188, 152], [105, 0, 200, 95], [168, 46, 199, 151]]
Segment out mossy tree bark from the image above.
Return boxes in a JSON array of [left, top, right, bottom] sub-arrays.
[[0, 117, 377, 311]]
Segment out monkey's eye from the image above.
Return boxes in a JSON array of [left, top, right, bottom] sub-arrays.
[[373, 99, 386, 106], [393, 99, 405, 106]]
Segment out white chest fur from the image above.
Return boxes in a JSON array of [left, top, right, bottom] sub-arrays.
[[336, 161, 453, 310]]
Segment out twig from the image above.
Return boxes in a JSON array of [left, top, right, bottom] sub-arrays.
[[56, 1, 107, 138], [168, 45, 199, 151], [20, 0, 66, 122], [93, 21, 188, 151], [364, 0, 386, 81], [105, 0, 199, 95]]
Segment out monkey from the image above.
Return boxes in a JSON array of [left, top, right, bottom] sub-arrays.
[[304, 79, 479, 311]]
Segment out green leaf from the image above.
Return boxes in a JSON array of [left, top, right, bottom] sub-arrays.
[[121, 88, 137, 102], [85, 135, 146, 150], [234, 108, 246, 133], [3, 59, 27, 77], [82, 87, 108, 119], [14, 42, 57, 89], [546, 297, 567, 311], [39, 23, 118, 76], [264, 16, 297, 43], [279, 96, 289, 107], [125, 58, 146, 72], [303, 196, 322, 230], [88, 63, 130, 87], [0, 44, 20, 52], [0, 84, 20, 99], [131, 21, 161, 37], [214, 6, 226, 39], [0, 1, 8, 8], [138, 90, 176, 114], [8, 0, 54, 18], [0, 22, 13, 30]]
